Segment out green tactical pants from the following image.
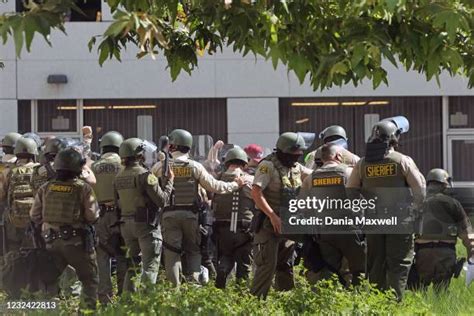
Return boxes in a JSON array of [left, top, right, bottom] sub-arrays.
[[214, 224, 253, 289], [47, 236, 98, 310], [162, 210, 201, 286], [251, 218, 296, 298], [58, 265, 81, 298], [120, 218, 162, 292], [96, 210, 127, 303], [317, 234, 365, 285], [415, 246, 456, 289], [367, 234, 414, 300]]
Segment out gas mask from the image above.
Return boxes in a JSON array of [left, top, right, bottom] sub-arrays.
[[276, 150, 301, 168]]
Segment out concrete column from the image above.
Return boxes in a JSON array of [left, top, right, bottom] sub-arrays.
[[0, 99, 18, 137], [227, 98, 280, 149]]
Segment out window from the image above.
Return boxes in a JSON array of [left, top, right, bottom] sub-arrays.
[[17, 100, 32, 134], [17, 0, 102, 22], [82, 99, 228, 152], [69, 0, 102, 22], [279, 96, 442, 175], [449, 96, 474, 129], [450, 139, 474, 182], [37, 100, 77, 133]]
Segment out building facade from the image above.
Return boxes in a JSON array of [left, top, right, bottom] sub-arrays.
[[1, 2, 473, 190]]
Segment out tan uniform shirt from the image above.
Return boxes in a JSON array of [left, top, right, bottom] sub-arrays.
[[346, 148, 426, 206], [30, 180, 100, 231], [81, 164, 96, 185], [151, 151, 239, 194]]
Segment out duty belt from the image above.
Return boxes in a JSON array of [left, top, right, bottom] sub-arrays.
[[43, 226, 85, 243], [415, 242, 456, 251], [214, 219, 251, 232], [99, 204, 116, 217]]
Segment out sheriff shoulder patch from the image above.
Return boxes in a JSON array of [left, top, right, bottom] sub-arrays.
[[258, 165, 269, 174], [147, 174, 159, 186]]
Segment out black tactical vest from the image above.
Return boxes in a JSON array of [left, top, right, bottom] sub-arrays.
[[418, 192, 459, 241]]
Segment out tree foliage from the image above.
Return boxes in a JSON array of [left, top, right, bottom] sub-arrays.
[[1, 0, 473, 90]]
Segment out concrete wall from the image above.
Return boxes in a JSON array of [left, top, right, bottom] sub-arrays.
[[0, 1, 17, 138], [0, 22, 471, 100], [227, 98, 279, 149], [1, 14, 474, 142]]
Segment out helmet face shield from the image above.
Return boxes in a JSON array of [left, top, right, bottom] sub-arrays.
[[383, 116, 410, 134], [190, 134, 214, 162], [296, 132, 316, 150], [327, 137, 348, 149]]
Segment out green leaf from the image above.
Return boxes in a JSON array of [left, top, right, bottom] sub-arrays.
[[350, 44, 366, 68], [381, 47, 397, 67], [107, 0, 121, 11], [104, 19, 130, 37], [330, 62, 348, 76], [268, 45, 282, 69], [98, 43, 110, 66], [372, 69, 387, 89], [289, 55, 310, 83], [426, 54, 441, 80], [24, 17, 37, 52], [12, 21, 24, 57], [88, 37, 97, 52], [433, 10, 461, 42], [444, 49, 463, 73]]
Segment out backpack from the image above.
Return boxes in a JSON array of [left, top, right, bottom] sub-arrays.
[[8, 165, 37, 228]]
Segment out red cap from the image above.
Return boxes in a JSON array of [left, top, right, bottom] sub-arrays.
[[244, 144, 264, 162]]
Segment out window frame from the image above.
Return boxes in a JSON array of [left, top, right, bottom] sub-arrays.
[[31, 99, 83, 141]]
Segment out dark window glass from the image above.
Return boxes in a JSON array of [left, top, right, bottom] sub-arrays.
[[17, 0, 102, 22], [451, 140, 474, 182], [37, 100, 77, 133], [449, 96, 474, 129], [69, 0, 102, 22], [280, 97, 442, 175], [83, 99, 227, 152], [17, 100, 31, 134]]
